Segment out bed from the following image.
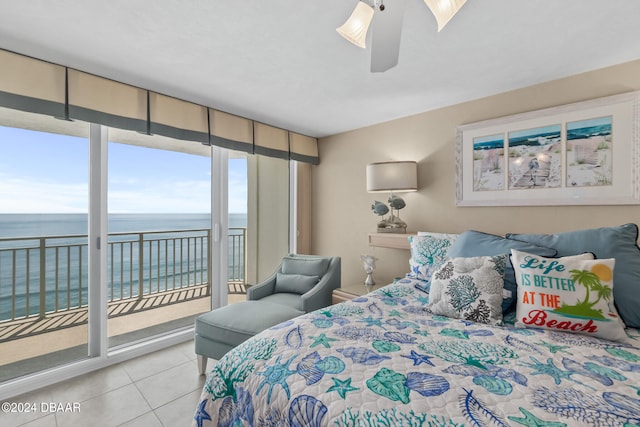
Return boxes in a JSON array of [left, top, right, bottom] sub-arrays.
[[192, 225, 640, 426]]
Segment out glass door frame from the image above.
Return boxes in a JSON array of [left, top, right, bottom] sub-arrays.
[[0, 125, 229, 400]]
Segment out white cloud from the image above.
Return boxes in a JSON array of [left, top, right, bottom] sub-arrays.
[[0, 178, 87, 213], [1, 173, 246, 213]]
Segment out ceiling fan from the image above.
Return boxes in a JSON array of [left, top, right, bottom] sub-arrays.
[[337, 0, 467, 72]]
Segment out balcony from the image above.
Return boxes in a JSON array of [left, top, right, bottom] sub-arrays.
[[0, 228, 246, 381]]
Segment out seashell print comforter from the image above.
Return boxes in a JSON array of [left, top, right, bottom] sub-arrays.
[[192, 279, 640, 426]]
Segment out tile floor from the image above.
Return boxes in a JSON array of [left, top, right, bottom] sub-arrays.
[[1, 339, 206, 427]]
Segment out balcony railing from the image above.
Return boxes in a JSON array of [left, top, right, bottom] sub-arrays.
[[0, 228, 246, 322]]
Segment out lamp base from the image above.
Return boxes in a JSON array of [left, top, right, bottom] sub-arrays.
[[377, 227, 406, 234], [376, 215, 407, 233]]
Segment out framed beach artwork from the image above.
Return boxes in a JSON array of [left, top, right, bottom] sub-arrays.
[[456, 91, 640, 206]]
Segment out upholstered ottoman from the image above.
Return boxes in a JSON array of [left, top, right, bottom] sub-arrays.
[[195, 300, 304, 374]]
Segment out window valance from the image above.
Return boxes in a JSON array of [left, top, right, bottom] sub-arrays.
[[0, 49, 319, 164]]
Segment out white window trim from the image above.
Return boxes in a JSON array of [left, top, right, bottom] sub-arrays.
[[0, 126, 221, 399]]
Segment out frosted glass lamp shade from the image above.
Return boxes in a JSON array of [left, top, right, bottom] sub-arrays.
[[366, 161, 418, 193], [423, 0, 467, 31], [336, 1, 375, 48]]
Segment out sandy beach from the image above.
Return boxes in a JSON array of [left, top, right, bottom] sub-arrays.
[[508, 141, 561, 189], [566, 135, 612, 187]]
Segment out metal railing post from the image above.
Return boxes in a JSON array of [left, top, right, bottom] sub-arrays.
[[138, 233, 144, 300], [0, 227, 247, 324], [207, 229, 212, 295], [242, 228, 247, 288], [39, 237, 46, 319]]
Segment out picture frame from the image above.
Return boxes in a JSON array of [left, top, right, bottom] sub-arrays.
[[456, 91, 640, 206]]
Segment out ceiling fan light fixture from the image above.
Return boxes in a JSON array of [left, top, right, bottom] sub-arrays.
[[336, 1, 375, 48], [423, 0, 467, 32]]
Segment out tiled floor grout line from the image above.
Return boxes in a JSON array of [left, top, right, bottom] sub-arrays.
[[5, 343, 206, 427]]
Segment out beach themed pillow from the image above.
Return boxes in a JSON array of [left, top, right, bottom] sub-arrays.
[[511, 249, 629, 343], [408, 233, 458, 281], [427, 254, 508, 326], [506, 224, 640, 328]]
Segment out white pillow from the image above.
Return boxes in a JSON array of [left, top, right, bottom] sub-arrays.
[[428, 254, 508, 326], [408, 233, 459, 281]]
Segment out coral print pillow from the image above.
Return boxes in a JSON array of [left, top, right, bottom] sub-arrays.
[[511, 249, 629, 343], [428, 255, 507, 326], [408, 233, 458, 281]]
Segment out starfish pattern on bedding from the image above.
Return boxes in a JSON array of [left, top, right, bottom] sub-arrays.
[[193, 399, 212, 427], [358, 316, 384, 328], [327, 377, 360, 399], [309, 333, 338, 348], [521, 356, 591, 389], [507, 407, 567, 427], [402, 350, 435, 366]]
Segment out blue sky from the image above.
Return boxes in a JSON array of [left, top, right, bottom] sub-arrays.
[[566, 116, 611, 130], [0, 126, 247, 214]]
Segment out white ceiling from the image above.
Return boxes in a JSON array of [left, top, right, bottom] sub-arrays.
[[1, 0, 640, 138]]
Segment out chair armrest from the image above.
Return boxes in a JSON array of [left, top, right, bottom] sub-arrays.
[[246, 272, 277, 300], [301, 258, 341, 312]]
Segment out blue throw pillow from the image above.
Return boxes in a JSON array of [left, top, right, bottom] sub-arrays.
[[447, 230, 557, 313], [506, 223, 640, 329], [274, 273, 319, 295], [281, 256, 329, 276]]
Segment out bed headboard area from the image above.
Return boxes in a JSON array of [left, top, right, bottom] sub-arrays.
[[371, 223, 640, 330]]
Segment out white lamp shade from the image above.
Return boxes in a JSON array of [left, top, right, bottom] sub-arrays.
[[423, 0, 467, 32], [366, 161, 418, 193], [336, 1, 375, 48]]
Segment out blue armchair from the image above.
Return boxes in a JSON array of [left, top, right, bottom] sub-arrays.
[[246, 254, 342, 313], [195, 254, 341, 373]]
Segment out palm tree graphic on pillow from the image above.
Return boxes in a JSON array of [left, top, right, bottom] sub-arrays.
[[554, 264, 615, 320]]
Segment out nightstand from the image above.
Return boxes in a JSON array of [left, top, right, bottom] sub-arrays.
[[332, 284, 375, 304]]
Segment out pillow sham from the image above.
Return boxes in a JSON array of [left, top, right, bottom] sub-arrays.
[[511, 249, 629, 343], [447, 230, 557, 313], [274, 273, 319, 295], [408, 233, 459, 282], [427, 254, 508, 326], [506, 223, 640, 328]]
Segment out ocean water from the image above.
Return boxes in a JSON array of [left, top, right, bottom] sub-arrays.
[[0, 213, 247, 238], [0, 213, 247, 321]]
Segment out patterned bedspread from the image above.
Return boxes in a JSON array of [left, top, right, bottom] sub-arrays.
[[193, 279, 640, 427]]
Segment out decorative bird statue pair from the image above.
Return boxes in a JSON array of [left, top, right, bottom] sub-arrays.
[[371, 195, 407, 233]]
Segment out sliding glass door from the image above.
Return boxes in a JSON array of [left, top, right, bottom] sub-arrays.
[[0, 108, 90, 382], [0, 107, 295, 398], [106, 128, 214, 348]]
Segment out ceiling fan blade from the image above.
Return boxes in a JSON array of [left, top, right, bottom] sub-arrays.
[[370, 0, 406, 73]]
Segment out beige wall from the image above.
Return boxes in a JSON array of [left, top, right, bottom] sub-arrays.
[[247, 155, 290, 283], [312, 59, 640, 288]]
